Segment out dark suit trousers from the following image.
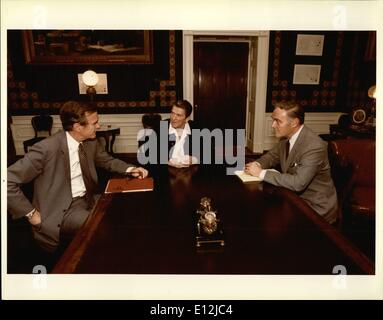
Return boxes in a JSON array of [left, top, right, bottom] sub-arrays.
[[27, 197, 91, 272], [60, 196, 90, 241], [28, 197, 98, 272]]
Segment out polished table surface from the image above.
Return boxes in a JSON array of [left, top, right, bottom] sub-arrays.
[[53, 165, 374, 274]]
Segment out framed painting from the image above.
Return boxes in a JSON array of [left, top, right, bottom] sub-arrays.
[[22, 30, 153, 64]]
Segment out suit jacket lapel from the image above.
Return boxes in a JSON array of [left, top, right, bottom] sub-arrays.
[[281, 139, 290, 172], [60, 131, 71, 188], [83, 139, 98, 183], [284, 126, 307, 171]]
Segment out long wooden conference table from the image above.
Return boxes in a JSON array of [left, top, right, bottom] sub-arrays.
[[53, 165, 374, 274]]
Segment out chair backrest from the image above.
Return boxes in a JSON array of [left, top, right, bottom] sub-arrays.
[[31, 115, 53, 137], [328, 138, 375, 187], [142, 113, 162, 129], [338, 114, 350, 129]]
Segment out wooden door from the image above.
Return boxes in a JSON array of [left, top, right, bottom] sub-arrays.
[[193, 42, 249, 130]]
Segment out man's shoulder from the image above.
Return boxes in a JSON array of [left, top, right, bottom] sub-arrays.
[[37, 130, 65, 148], [24, 130, 66, 159], [300, 126, 326, 148]]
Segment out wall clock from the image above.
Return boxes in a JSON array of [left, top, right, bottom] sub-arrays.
[[352, 109, 366, 124]]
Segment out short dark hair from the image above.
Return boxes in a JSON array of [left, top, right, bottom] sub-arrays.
[[274, 101, 305, 124], [173, 100, 193, 118], [60, 101, 97, 131]]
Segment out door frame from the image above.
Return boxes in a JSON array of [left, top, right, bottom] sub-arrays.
[[183, 30, 270, 153]]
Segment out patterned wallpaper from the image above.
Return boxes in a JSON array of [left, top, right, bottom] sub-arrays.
[[7, 30, 181, 114], [266, 31, 376, 113], [8, 30, 375, 115]]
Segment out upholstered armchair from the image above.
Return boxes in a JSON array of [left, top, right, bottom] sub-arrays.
[[328, 137, 375, 225]]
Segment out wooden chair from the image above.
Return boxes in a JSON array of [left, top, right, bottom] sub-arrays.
[[23, 115, 53, 153], [142, 113, 162, 129], [137, 114, 162, 162], [320, 114, 350, 141]]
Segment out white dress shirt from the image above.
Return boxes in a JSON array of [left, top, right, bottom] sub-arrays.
[[66, 132, 135, 197], [25, 132, 136, 217], [66, 132, 87, 198], [288, 124, 304, 153], [168, 122, 197, 165], [259, 125, 304, 180]]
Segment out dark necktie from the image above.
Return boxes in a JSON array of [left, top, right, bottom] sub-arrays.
[[78, 143, 95, 209], [285, 140, 290, 160]]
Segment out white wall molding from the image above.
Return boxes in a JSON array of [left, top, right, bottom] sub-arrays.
[[11, 111, 344, 155], [252, 33, 270, 153], [183, 30, 269, 37], [11, 114, 169, 155], [262, 112, 344, 151], [183, 32, 194, 113], [183, 30, 270, 149]]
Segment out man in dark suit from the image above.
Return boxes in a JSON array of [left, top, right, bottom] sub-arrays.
[[8, 101, 148, 252], [245, 101, 338, 224], [138, 99, 200, 168], [164, 99, 199, 167]]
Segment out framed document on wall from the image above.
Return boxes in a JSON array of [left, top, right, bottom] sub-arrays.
[[22, 30, 153, 65], [293, 64, 321, 85], [296, 34, 324, 56]]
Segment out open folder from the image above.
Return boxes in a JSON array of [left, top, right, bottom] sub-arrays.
[[234, 169, 280, 183], [105, 177, 154, 193]]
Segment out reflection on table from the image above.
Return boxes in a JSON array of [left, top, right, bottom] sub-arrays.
[[53, 165, 374, 275]]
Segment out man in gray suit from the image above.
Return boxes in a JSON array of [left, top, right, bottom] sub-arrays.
[[8, 101, 148, 252], [245, 101, 338, 224]]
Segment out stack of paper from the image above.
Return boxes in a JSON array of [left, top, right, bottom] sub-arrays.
[[234, 171, 262, 183]]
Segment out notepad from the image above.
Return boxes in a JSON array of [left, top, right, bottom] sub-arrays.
[[105, 177, 154, 193], [234, 171, 262, 183]]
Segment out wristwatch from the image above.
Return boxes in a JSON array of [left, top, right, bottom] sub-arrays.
[[25, 209, 36, 219]]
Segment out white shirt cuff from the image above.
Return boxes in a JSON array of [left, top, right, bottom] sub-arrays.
[[126, 166, 136, 173], [25, 208, 36, 217], [259, 169, 267, 180]]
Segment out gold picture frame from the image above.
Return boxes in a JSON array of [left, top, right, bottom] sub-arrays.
[[22, 30, 153, 65]]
